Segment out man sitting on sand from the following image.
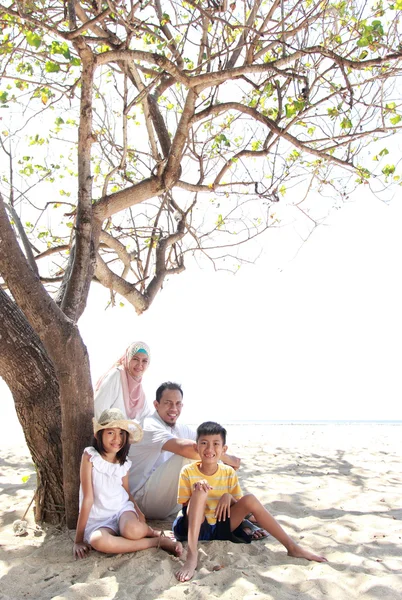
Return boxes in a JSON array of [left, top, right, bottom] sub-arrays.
[[173, 421, 328, 582], [129, 382, 242, 521]]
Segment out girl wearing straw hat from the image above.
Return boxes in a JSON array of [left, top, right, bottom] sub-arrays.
[[73, 408, 183, 559]]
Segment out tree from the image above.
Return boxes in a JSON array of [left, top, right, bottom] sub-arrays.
[[1, 0, 401, 527]]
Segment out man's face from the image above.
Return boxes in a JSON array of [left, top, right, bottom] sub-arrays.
[[154, 388, 183, 426]]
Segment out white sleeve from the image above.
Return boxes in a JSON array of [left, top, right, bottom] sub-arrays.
[[177, 423, 196, 441], [135, 399, 153, 425], [93, 369, 122, 419]]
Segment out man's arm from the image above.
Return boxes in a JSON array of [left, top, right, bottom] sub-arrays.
[[162, 437, 199, 458], [221, 453, 241, 470], [162, 438, 241, 469]]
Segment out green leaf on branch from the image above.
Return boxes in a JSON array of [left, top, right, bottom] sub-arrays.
[[340, 117, 353, 129], [216, 214, 225, 229], [45, 61, 60, 73], [51, 41, 71, 60], [285, 99, 305, 118], [390, 115, 401, 125], [382, 164, 395, 176], [26, 32, 42, 48]]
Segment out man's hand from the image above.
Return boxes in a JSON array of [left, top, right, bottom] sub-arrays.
[[215, 493, 232, 521], [222, 453, 241, 470]]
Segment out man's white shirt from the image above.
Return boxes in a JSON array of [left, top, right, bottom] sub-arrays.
[[129, 411, 196, 495]]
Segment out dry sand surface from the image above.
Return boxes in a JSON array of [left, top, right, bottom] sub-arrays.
[[1, 423, 401, 600]]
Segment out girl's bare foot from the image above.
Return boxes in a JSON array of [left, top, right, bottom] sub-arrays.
[[159, 536, 183, 557], [287, 543, 327, 563], [148, 527, 175, 540], [175, 553, 197, 582]]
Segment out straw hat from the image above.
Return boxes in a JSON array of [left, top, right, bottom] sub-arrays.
[[93, 408, 143, 444]]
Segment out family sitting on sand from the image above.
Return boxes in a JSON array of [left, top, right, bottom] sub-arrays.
[[74, 341, 327, 581]]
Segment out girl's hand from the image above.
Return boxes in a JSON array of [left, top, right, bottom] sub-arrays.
[[194, 480, 212, 493], [215, 493, 232, 521], [136, 506, 146, 523], [73, 542, 91, 560]]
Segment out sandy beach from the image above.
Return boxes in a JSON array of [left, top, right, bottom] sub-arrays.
[[1, 422, 401, 600]]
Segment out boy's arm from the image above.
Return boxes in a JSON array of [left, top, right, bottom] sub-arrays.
[[162, 437, 199, 459], [177, 467, 193, 506], [215, 493, 237, 521], [74, 453, 94, 559]]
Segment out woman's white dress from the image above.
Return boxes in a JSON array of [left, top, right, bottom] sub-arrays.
[[94, 369, 151, 425], [80, 446, 136, 543]]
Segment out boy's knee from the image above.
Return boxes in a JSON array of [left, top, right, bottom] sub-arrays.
[[243, 493, 258, 506]]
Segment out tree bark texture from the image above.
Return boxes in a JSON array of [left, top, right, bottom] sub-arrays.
[[0, 288, 64, 524], [0, 194, 94, 528]]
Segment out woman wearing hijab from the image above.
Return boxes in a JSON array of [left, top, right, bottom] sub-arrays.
[[94, 342, 151, 425]]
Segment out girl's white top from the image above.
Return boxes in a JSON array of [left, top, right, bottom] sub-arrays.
[[79, 446, 132, 520]]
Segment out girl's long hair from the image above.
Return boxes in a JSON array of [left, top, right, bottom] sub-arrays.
[[93, 429, 130, 465]]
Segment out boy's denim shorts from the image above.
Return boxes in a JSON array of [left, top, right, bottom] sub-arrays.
[[173, 506, 251, 543]]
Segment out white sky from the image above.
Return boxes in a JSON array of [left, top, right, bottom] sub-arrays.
[[1, 189, 402, 442]]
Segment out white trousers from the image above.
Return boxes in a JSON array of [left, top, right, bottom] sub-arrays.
[[134, 454, 192, 520]]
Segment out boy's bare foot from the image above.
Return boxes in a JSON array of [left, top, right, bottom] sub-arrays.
[[287, 543, 327, 563], [159, 536, 183, 557], [175, 554, 198, 582]]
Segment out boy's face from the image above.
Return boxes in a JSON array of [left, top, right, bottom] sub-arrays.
[[196, 434, 227, 465]]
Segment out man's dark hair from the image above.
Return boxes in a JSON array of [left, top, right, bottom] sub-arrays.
[[155, 381, 183, 403], [93, 429, 130, 465], [196, 421, 227, 445]]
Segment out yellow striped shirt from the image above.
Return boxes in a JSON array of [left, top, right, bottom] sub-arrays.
[[177, 461, 242, 524]]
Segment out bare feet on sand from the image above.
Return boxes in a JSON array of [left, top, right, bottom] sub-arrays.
[[149, 527, 175, 540], [175, 553, 197, 582], [287, 543, 327, 563], [159, 536, 183, 557]]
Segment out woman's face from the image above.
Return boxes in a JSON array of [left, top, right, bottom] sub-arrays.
[[128, 352, 149, 378]]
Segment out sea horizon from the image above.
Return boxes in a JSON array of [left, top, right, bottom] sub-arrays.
[[189, 419, 402, 426]]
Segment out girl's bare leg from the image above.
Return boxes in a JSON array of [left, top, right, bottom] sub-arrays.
[[230, 495, 327, 563], [119, 511, 175, 540], [90, 524, 183, 556]]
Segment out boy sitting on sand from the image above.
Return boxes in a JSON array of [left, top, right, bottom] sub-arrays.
[[173, 421, 327, 582]]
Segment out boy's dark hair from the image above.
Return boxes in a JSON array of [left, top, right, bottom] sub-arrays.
[[93, 429, 130, 466], [155, 381, 183, 403], [196, 421, 227, 445]]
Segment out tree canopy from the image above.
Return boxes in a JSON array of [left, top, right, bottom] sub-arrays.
[[1, 0, 401, 313]]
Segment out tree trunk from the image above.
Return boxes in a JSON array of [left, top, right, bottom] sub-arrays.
[[54, 322, 94, 528], [0, 288, 64, 524]]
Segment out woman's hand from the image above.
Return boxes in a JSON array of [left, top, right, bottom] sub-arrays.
[[73, 541, 91, 559], [215, 493, 232, 522]]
